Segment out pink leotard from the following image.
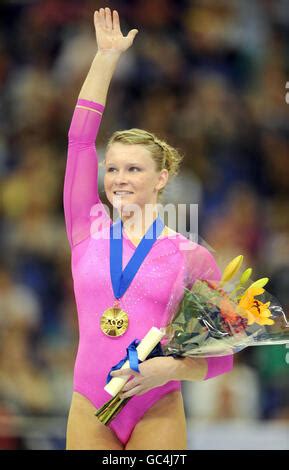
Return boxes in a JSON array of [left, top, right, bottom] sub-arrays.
[[63, 98, 233, 445]]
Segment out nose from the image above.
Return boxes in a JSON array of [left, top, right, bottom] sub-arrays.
[[113, 170, 129, 185]]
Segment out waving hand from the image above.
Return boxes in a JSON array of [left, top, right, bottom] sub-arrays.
[[94, 7, 138, 54]]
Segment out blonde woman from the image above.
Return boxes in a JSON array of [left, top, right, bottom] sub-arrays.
[[64, 7, 233, 450]]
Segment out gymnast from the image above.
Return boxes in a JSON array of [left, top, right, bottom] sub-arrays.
[[63, 7, 233, 450]]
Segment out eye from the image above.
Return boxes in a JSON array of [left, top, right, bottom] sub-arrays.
[[107, 167, 117, 172], [129, 167, 140, 172]]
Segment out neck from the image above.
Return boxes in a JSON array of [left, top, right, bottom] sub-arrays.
[[121, 204, 160, 238]]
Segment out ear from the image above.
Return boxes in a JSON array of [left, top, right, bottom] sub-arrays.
[[155, 169, 169, 192]]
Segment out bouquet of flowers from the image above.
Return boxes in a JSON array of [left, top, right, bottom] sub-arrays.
[[162, 255, 289, 357], [95, 255, 289, 425]]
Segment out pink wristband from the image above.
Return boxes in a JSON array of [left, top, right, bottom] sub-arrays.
[[204, 354, 234, 380], [76, 99, 105, 113]]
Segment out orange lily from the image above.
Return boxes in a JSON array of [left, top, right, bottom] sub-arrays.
[[220, 297, 239, 323]]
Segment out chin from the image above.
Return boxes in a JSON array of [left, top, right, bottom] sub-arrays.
[[109, 194, 136, 206], [109, 199, 136, 214]]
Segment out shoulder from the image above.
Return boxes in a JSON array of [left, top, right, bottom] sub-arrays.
[[164, 228, 200, 252], [165, 230, 218, 262], [160, 230, 221, 279]]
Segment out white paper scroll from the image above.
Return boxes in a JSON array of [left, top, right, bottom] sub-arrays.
[[104, 326, 165, 396]]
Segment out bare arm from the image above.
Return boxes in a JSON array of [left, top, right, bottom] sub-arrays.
[[77, 52, 120, 106], [165, 355, 208, 381]]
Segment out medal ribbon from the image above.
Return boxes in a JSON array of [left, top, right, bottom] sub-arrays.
[[106, 339, 164, 384], [110, 215, 164, 299]]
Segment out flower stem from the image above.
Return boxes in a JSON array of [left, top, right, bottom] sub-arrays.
[[95, 392, 131, 425], [95, 394, 121, 419], [102, 396, 130, 425]]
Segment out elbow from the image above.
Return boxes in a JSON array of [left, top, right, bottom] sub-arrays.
[[68, 127, 80, 143], [67, 131, 96, 147]]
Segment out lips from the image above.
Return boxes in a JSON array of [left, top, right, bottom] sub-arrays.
[[113, 191, 134, 195]]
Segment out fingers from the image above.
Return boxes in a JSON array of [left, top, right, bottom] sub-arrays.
[[110, 368, 141, 377], [94, 10, 100, 27], [97, 8, 106, 29], [122, 377, 139, 392], [105, 7, 112, 30], [120, 384, 142, 399], [94, 8, 124, 36], [112, 9, 122, 33], [95, 8, 113, 30]]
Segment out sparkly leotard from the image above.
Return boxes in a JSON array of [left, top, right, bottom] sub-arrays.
[[63, 98, 233, 445]]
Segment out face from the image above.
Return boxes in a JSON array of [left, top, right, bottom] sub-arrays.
[[104, 142, 168, 213]]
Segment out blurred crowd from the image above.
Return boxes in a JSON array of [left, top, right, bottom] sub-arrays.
[[0, 0, 289, 449]]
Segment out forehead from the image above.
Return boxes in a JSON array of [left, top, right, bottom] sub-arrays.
[[105, 142, 153, 164]]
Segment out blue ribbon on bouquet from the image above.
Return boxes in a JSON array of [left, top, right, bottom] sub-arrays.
[[106, 339, 164, 384]]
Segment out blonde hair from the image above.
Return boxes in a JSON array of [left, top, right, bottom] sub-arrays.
[[104, 128, 184, 200]]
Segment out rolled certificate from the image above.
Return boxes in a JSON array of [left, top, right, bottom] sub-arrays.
[[104, 326, 165, 397]]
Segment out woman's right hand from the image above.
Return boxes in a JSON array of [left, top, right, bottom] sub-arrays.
[[94, 7, 138, 55]]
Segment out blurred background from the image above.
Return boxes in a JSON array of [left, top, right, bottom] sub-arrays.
[[0, 0, 289, 450]]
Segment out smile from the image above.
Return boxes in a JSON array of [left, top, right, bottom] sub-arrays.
[[113, 191, 134, 195]]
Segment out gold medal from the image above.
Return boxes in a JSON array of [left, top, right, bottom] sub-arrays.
[[100, 300, 129, 337]]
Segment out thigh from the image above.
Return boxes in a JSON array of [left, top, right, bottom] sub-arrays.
[[125, 391, 187, 450], [66, 391, 124, 450]]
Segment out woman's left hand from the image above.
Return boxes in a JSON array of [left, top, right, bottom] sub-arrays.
[[110, 356, 177, 398]]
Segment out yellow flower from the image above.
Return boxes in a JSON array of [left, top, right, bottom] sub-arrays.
[[238, 287, 274, 326], [220, 255, 244, 287]]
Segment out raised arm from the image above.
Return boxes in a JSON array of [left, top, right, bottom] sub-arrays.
[[63, 8, 138, 248]]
